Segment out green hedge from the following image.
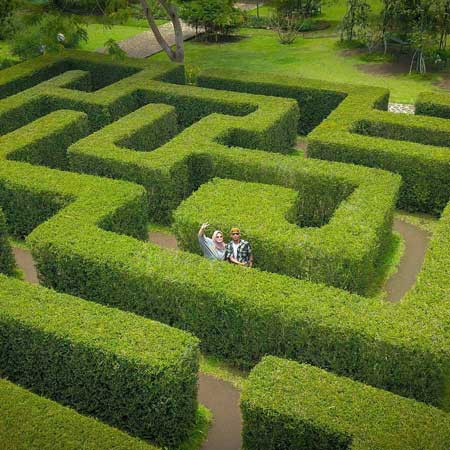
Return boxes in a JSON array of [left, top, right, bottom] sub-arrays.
[[197, 68, 348, 134], [416, 91, 450, 119], [0, 275, 199, 447], [0, 378, 158, 450], [0, 208, 14, 275], [0, 50, 184, 136], [69, 83, 299, 223], [242, 356, 450, 450], [198, 68, 450, 215], [173, 177, 396, 294], [309, 102, 450, 215], [1, 52, 450, 414]]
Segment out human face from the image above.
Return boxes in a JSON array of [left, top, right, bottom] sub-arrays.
[[231, 231, 240, 242], [215, 233, 224, 243]]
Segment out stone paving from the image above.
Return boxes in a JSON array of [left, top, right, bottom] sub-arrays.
[[96, 20, 198, 59], [388, 102, 415, 114]]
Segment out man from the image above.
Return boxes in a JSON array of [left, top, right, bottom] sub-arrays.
[[224, 227, 253, 268]]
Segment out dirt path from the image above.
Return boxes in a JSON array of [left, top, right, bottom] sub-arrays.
[[12, 248, 39, 284], [148, 231, 178, 250], [198, 374, 242, 450], [10, 217, 429, 448], [385, 219, 431, 302]]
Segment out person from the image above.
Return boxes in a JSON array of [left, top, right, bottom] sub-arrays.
[[198, 222, 226, 261], [224, 227, 253, 267]]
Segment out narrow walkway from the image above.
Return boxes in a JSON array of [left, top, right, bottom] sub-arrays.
[[96, 21, 198, 58], [385, 219, 430, 302], [198, 374, 242, 450]]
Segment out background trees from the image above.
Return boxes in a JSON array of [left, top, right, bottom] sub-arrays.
[[341, 0, 450, 73]]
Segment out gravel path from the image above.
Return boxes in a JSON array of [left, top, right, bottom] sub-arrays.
[[388, 102, 415, 114], [96, 21, 198, 59]]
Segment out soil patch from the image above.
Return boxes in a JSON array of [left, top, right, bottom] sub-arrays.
[[295, 138, 308, 157], [384, 219, 430, 302], [12, 248, 39, 284], [356, 55, 411, 76], [435, 77, 450, 91], [339, 48, 366, 57], [148, 231, 178, 250], [198, 374, 242, 450]]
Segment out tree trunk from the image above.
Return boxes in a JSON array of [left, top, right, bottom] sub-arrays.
[[139, 0, 184, 63]]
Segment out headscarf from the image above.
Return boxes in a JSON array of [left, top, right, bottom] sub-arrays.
[[212, 230, 225, 250]]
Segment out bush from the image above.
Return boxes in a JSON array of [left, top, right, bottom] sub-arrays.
[[1, 51, 450, 413], [173, 177, 397, 294], [0, 378, 158, 450], [242, 356, 450, 450], [180, 0, 246, 41], [197, 68, 348, 135], [69, 78, 298, 222], [0, 274, 199, 447], [416, 91, 450, 119], [0, 208, 14, 275], [197, 68, 450, 215]]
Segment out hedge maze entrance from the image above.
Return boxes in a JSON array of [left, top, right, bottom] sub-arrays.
[[0, 51, 449, 448]]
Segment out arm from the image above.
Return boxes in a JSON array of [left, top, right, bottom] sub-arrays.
[[198, 222, 209, 237]]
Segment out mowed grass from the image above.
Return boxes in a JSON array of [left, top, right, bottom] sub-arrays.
[[80, 19, 166, 51], [152, 28, 446, 104]]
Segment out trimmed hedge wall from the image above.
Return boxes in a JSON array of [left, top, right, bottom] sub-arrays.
[[173, 177, 396, 294], [242, 356, 450, 450], [0, 208, 14, 275], [0, 378, 158, 450], [197, 68, 348, 135], [69, 84, 299, 223], [0, 52, 449, 418], [0, 274, 199, 447], [416, 91, 450, 119], [198, 68, 450, 215]]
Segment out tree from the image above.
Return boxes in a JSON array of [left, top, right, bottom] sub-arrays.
[[0, 0, 17, 39], [139, 0, 185, 62], [268, 0, 322, 18], [9, 12, 88, 59], [340, 0, 371, 42], [180, 0, 245, 42], [37, 0, 187, 62]]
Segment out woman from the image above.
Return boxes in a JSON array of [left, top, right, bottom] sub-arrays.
[[198, 222, 226, 261]]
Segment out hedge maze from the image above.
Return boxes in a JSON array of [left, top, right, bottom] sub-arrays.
[[0, 50, 449, 448]]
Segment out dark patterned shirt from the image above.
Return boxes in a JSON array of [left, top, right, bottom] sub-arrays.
[[224, 239, 252, 265]]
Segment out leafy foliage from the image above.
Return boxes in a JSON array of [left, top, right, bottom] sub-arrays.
[[180, 0, 245, 41], [243, 357, 450, 450], [9, 13, 88, 59]]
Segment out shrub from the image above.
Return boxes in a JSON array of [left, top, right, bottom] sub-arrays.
[[197, 68, 347, 135], [0, 378, 158, 450], [173, 176, 397, 294], [69, 80, 298, 222], [180, 0, 246, 41], [416, 91, 450, 119], [197, 68, 450, 215], [0, 208, 14, 275], [242, 356, 450, 450], [0, 274, 199, 447], [1, 51, 450, 414]]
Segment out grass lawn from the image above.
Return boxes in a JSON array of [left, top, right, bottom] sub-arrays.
[[151, 28, 447, 104], [80, 19, 166, 51]]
